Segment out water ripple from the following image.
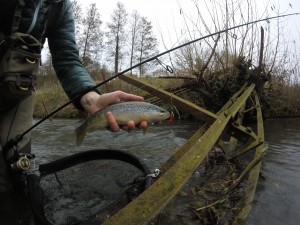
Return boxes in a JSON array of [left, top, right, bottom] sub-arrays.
[[248, 118, 300, 225]]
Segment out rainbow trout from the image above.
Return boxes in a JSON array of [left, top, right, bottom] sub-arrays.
[[75, 101, 170, 146]]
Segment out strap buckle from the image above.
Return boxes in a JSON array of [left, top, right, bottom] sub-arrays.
[[15, 74, 37, 90]]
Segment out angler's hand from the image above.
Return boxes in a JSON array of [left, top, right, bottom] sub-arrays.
[[80, 91, 148, 132]]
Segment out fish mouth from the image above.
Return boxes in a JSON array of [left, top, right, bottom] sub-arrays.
[[148, 112, 170, 123]]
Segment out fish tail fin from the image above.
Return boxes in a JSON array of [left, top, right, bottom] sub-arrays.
[[75, 124, 87, 146]]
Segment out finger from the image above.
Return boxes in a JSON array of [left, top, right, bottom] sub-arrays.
[[121, 121, 135, 133], [118, 92, 144, 102], [123, 121, 147, 133], [106, 112, 120, 132], [126, 121, 136, 130], [138, 121, 148, 129]]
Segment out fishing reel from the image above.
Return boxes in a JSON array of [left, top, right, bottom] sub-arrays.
[[11, 153, 35, 172], [2, 135, 35, 172]]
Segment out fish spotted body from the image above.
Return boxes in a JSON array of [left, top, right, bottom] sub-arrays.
[[75, 101, 170, 146]]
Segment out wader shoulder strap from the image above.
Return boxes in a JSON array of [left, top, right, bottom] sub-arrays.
[[11, 0, 43, 35], [26, 0, 43, 34]]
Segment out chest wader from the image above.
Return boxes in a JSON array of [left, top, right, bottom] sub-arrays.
[[0, 0, 42, 193]]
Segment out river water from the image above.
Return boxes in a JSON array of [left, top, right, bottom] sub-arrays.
[[31, 119, 200, 170], [29, 118, 300, 225], [247, 118, 300, 225]]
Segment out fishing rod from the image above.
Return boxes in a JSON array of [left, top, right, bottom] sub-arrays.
[[6, 12, 300, 149]]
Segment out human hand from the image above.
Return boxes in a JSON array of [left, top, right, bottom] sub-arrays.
[[80, 90, 148, 132]]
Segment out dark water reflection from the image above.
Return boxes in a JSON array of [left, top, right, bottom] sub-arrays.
[[30, 118, 300, 225], [247, 118, 300, 225]]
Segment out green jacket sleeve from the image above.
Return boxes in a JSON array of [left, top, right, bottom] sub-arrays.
[[46, 0, 100, 110]]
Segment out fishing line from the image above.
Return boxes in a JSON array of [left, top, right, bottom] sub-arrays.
[[7, 12, 300, 148], [155, 58, 175, 123], [156, 58, 174, 74]]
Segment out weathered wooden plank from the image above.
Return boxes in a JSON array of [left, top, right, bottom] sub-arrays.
[[159, 124, 208, 173], [232, 91, 266, 224], [102, 84, 255, 225], [160, 84, 249, 173], [119, 74, 218, 123]]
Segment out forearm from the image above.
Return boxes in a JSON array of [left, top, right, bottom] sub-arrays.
[[47, 0, 99, 109]]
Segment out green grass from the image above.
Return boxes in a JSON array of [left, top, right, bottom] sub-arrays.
[[33, 86, 81, 118]]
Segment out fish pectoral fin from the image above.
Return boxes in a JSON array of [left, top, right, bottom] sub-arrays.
[[75, 125, 87, 146], [143, 126, 149, 135]]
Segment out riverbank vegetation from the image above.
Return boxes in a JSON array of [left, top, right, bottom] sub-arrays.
[[34, 0, 300, 120]]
